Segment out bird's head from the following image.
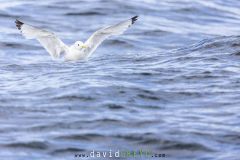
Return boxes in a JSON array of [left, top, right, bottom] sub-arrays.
[[74, 41, 88, 49]]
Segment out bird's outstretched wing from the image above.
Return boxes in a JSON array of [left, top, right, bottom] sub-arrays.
[[15, 20, 67, 58], [84, 16, 138, 56]]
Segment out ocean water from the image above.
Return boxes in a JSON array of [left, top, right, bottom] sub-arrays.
[[0, 0, 240, 160]]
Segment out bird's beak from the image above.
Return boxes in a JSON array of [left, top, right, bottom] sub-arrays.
[[81, 45, 88, 49]]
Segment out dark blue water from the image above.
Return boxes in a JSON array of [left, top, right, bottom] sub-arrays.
[[0, 0, 240, 160]]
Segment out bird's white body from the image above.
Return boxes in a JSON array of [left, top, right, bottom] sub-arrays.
[[64, 45, 87, 61], [63, 42, 97, 61], [15, 16, 138, 61]]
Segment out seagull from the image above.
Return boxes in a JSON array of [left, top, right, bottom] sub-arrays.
[[15, 16, 138, 61]]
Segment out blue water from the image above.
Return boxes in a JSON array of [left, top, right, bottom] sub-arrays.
[[0, 0, 240, 160]]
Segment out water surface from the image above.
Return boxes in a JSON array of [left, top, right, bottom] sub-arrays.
[[0, 0, 240, 160]]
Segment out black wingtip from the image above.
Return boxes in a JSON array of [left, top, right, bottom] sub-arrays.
[[131, 16, 138, 24], [15, 19, 24, 30]]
